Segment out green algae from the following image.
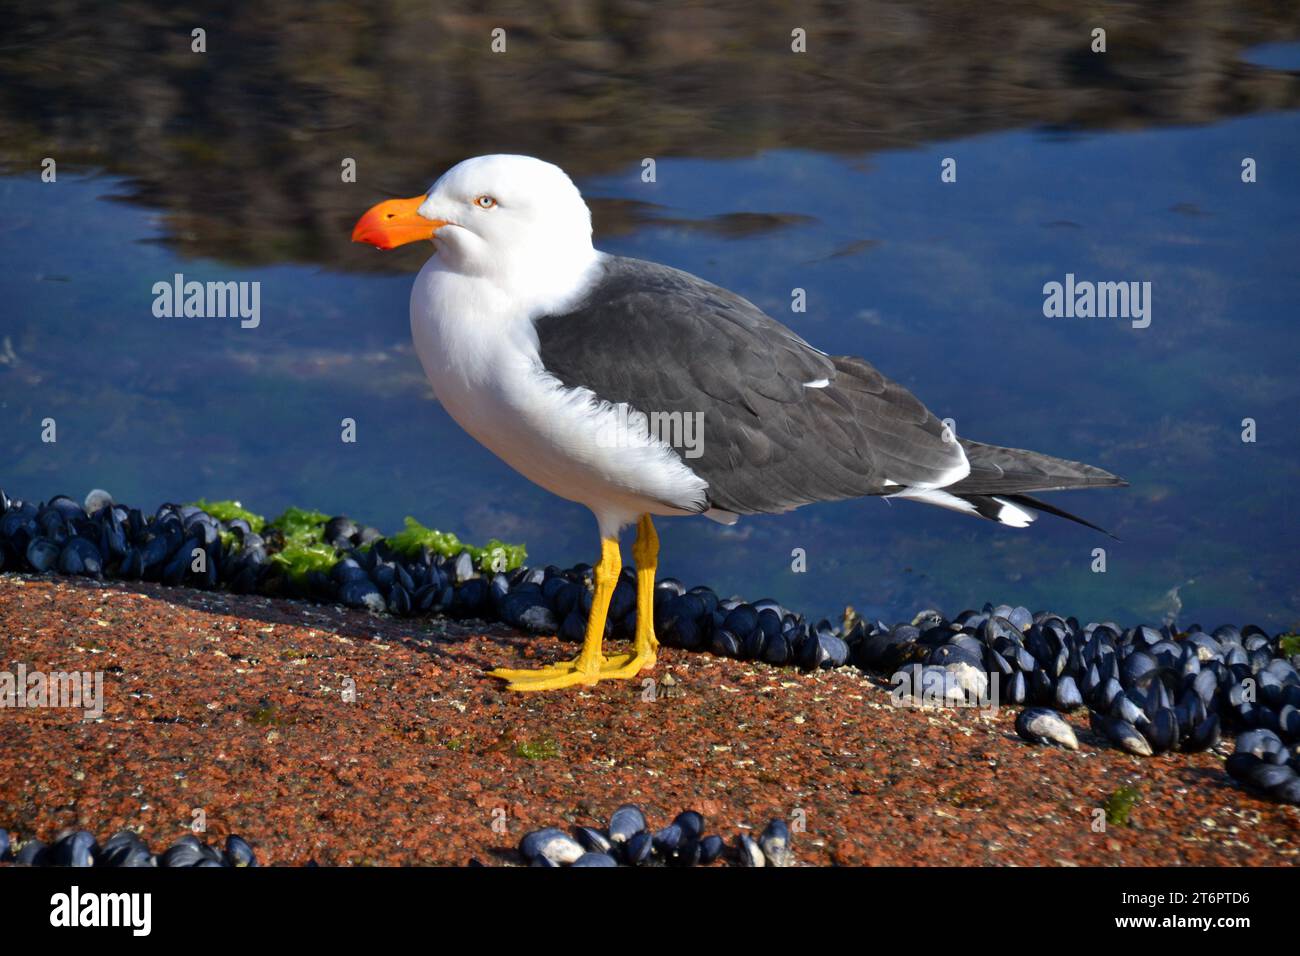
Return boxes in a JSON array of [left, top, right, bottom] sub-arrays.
[[1104, 785, 1141, 827], [201, 500, 527, 584], [262, 507, 335, 582], [191, 499, 265, 533], [268, 506, 330, 542], [269, 543, 337, 582], [384, 515, 526, 572], [515, 738, 561, 760], [247, 704, 293, 727]]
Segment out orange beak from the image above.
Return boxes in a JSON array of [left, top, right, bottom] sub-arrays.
[[351, 195, 446, 249]]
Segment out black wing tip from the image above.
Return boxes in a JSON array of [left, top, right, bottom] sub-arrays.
[[1005, 493, 1122, 540]]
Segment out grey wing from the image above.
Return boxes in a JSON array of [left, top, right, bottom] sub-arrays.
[[533, 256, 968, 516]]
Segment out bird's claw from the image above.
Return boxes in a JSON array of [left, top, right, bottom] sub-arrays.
[[489, 650, 654, 691]]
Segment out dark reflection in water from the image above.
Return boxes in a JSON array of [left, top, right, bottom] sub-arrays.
[[1, 4, 1299, 627], [4, 2, 1299, 269]]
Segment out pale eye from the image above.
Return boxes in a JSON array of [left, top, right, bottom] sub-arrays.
[[474, 195, 498, 209]]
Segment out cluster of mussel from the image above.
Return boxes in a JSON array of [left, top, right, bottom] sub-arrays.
[[0, 490, 489, 612], [518, 804, 793, 867], [2, 490, 1297, 807], [0, 827, 257, 867], [1224, 728, 1300, 804], [874, 608, 1300, 805], [0, 491, 846, 649]]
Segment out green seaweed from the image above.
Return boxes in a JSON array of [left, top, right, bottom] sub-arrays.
[[515, 738, 560, 760], [479, 538, 526, 573], [267, 506, 330, 545], [1279, 633, 1300, 658], [191, 498, 265, 533], [263, 507, 334, 581], [191, 499, 526, 586], [269, 543, 338, 582], [247, 704, 292, 727], [385, 516, 526, 572], [1103, 785, 1141, 827], [386, 516, 465, 557]]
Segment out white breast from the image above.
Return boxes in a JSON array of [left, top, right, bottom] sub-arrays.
[[410, 257, 709, 534]]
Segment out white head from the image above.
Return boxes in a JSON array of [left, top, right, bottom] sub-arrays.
[[353, 154, 598, 307]]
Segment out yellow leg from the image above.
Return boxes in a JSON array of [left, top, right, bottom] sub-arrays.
[[631, 514, 660, 667], [488, 517, 663, 691], [489, 535, 633, 691]]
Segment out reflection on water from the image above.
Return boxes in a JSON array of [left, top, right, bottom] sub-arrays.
[[1242, 41, 1300, 70], [1, 4, 1299, 627]]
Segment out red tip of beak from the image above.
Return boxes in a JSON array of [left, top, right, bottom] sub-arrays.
[[352, 195, 443, 249]]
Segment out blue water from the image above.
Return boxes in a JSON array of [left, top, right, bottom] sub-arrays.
[[1241, 41, 1300, 71], [2, 53, 1298, 630]]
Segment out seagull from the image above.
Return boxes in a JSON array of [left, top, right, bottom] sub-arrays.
[[352, 154, 1125, 691]]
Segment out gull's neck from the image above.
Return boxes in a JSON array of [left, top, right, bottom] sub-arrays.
[[506, 245, 605, 319], [411, 243, 606, 400], [431, 241, 604, 322]]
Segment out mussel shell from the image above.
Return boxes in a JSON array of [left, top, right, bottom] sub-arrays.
[[762, 632, 791, 665], [160, 842, 209, 868], [518, 827, 584, 866], [759, 818, 793, 867], [15, 839, 49, 865], [25, 536, 60, 572], [607, 804, 646, 844], [652, 824, 683, 853], [1186, 714, 1221, 752], [1098, 714, 1154, 756], [1271, 778, 1300, 805], [1120, 651, 1158, 686], [1006, 670, 1027, 705], [1245, 761, 1298, 792], [223, 834, 257, 867], [340, 578, 385, 613], [1015, 707, 1079, 750], [623, 830, 654, 865], [98, 830, 146, 867], [735, 833, 765, 867], [324, 515, 359, 547], [1054, 675, 1084, 711], [698, 834, 725, 865], [1145, 708, 1179, 754], [661, 838, 699, 867], [574, 826, 612, 855], [1236, 728, 1283, 758], [49, 829, 97, 867], [672, 811, 704, 841], [387, 583, 412, 615], [1110, 692, 1147, 729], [722, 604, 759, 637], [710, 628, 741, 658]]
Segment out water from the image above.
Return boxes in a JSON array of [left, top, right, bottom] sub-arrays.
[[1, 8, 1298, 629]]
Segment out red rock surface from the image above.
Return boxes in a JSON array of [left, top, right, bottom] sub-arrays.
[[0, 573, 1296, 865]]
